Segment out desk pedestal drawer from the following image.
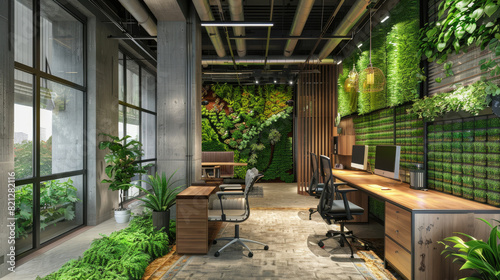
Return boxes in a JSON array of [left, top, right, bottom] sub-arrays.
[[385, 203, 412, 251], [385, 237, 411, 279]]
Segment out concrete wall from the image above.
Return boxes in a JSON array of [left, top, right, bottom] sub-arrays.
[[0, 0, 15, 277], [85, 15, 120, 225]]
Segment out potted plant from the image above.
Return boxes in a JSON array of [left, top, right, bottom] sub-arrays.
[[474, 189, 487, 203], [463, 165, 474, 176], [462, 187, 474, 200], [463, 176, 474, 188], [439, 218, 500, 278], [136, 172, 182, 234], [99, 134, 150, 223]]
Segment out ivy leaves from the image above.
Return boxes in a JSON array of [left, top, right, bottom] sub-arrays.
[[418, 0, 500, 64]]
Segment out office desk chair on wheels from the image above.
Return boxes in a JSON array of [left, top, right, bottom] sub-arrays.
[[316, 155, 366, 258], [208, 170, 268, 257], [308, 153, 325, 219]]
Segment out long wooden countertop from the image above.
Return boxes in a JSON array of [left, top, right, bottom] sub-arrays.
[[177, 186, 216, 199], [202, 162, 248, 166], [331, 169, 500, 212]]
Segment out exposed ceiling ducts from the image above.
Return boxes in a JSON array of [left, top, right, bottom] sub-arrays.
[[228, 0, 246, 57], [318, 0, 369, 60], [202, 55, 334, 66], [192, 0, 227, 57], [283, 0, 315, 57], [118, 0, 157, 39]]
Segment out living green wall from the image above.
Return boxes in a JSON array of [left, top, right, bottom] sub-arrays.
[[202, 84, 294, 182], [338, 0, 420, 117]]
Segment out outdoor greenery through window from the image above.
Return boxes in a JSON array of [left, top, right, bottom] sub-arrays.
[[13, 0, 85, 256], [118, 51, 157, 199]]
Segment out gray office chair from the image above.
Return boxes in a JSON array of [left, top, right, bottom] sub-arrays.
[[208, 169, 268, 257], [317, 155, 365, 258], [308, 152, 325, 219], [218, 167, 258, 192]]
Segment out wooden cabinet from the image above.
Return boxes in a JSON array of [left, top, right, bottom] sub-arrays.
[[385, 237, 411, 279], [338, 135, 355, 156], [385, 203, 412, 251]]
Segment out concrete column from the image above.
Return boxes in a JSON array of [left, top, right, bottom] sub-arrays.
[[0, 0, 15, 277], [157, 6, 202, 208], [85, 16, 119, 225]]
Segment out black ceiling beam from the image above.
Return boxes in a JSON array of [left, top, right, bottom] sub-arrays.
[[229, 35, 352, 40]]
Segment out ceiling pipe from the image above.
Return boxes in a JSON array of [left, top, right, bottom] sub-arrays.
[[317, 0, 369, 60], [202, 55, 334, 66], [192, 0, 227, 57], [284, 0, 315, 57], [118, 0, 157, 40], [228, 0, 246, 57]]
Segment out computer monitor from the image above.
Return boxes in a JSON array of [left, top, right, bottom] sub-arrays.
[[374, 145, 401, 180], [351, 145, 368, 170]]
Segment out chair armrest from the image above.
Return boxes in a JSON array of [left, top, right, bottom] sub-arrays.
[[336, 187, 357, 194], [215, 191, 245, 221], [219, 184, 243, 191]]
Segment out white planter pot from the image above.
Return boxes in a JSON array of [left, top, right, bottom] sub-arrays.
[[114, 209, 131, 223]]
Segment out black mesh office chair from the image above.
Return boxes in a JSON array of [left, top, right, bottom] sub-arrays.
[[308, 153, 325, 219], [208, 170, 268, 257], [317, 155, 365, 258]]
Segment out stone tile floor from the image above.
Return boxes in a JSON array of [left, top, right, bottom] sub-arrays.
[[1, 183, 389, 280]]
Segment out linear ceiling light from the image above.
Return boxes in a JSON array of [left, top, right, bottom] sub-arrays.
[[381, 16, 389, 23], [201, 21, 274, 27]]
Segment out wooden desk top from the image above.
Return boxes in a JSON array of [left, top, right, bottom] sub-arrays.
[[177, 186, 216, 199], [331, 169, 500, 212], [202, 162, 248, 166]]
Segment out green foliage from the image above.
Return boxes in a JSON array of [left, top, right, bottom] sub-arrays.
[[14, 138, 53, 179], [136, 172, 182, 212], [202, 84, 294, 182], [408, 81, 500, 121], [439, 218, 500, 280], [38, 213, 172, 280], [99, 134, 150, 210], [15, 179, 79, 239]]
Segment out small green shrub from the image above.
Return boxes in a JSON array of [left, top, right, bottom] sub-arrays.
[[488, 154, 500, 167], [428, 152, 436, 161], [434, 142, 443, 152], [452, 122, 462, 131], [443, 173, 452, 183], [451, 164, 462, 174], [473, 178, 487, 190], [475, 119, 488, 129], [428, 179, 435, 189], [462, 143, 473, 152], [451, 142, 462, 152], [488, 117, 500, 128], [442, 142, 452, 152], [443, 162, 452, 173], [435, 152, 443, 162], [487, 167, 500, 180], [451, 185, 462, 196], [474, 166, 487, 178], [462, 153, 474, 164], [443, 123, 453, 131], [435, 181, 443, 191], [463, 165, 474, 176], [435, 162, 443, 172], [474, 130, 487, 141], [463, 121, 474, 130], [487, 128, 500, 141], [487, 142, 500, 153], [428, 170, 436, 179], [473, 142, 486, 153], [451, 153, 462, 163], [474, 154, 487, 166], [452, 174, 462, 185], [487, 192, 500, 206], [463, 131, 474, 142], [462, 176, 474, 188], [462, 187, 473, 200], [443, 183, 452, 193], [452, 132, 462, 142], [486, 180, 500, 192], [473, 189, 486, 203], [443, 132, 452, 142]]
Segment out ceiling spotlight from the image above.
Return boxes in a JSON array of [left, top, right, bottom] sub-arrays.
[[357, 43, 363, 48], [274, 79, 277, 83], [337, 60, 343, 64], [381, 16, 389, 23], [289, 80, 293, 85], [255, 80, 259, 84]]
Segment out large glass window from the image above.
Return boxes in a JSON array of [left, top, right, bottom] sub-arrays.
[[118, 51, 156, 198], [14, 0, 85, 256]]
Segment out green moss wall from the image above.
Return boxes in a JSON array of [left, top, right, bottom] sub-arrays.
[[202, 84, 294, 182]]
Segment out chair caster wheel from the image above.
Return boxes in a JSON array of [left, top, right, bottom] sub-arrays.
[[248, 252, 253, 258], [214, 251, 220, 257], [350, 255, 354, 259], [318, 241, 325, 249], [264, 245, 269, 250], [213, 240, 217, 245]]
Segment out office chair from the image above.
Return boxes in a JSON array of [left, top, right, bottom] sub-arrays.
[[308, 152, 325, 219], [208, 169, 269, 257], [219, 167, 259, 192], [317, 155, 365, 258]]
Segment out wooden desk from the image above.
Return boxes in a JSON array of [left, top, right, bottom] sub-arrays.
[[201, 162, 248, 178], [176, 186, 216, 254], [331, 169, 500, 280]]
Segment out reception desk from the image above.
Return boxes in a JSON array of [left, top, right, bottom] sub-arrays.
[[331, 169, 500, 280]]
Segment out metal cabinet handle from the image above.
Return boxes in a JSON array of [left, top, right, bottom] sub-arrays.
[[396, 230, 399, 233]]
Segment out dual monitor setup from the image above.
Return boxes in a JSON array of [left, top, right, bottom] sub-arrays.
[[350, 145, 401, 180]]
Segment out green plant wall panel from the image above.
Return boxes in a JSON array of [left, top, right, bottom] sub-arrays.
[[338, 0, 420, 117], [427, 115, 500, 207], [202, 84, 294, 182], [395, 105, 425, 183]]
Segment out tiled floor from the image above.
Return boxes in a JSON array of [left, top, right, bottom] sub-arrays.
[[1, 183, 388, 280]]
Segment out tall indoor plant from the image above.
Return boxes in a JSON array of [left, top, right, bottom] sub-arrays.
[[136, 172, 182, 233], [99, 134, 150, 223]]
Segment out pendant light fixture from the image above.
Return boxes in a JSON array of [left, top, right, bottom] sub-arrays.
[[360, 5, 385, 93], [344, 64, 359, 93]]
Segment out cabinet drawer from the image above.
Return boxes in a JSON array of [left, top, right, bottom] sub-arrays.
[[385, 203, 412, 251], [386, 237, 411, 279]]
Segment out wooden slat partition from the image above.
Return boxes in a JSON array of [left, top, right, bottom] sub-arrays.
[[297, 64, 337, 194]]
